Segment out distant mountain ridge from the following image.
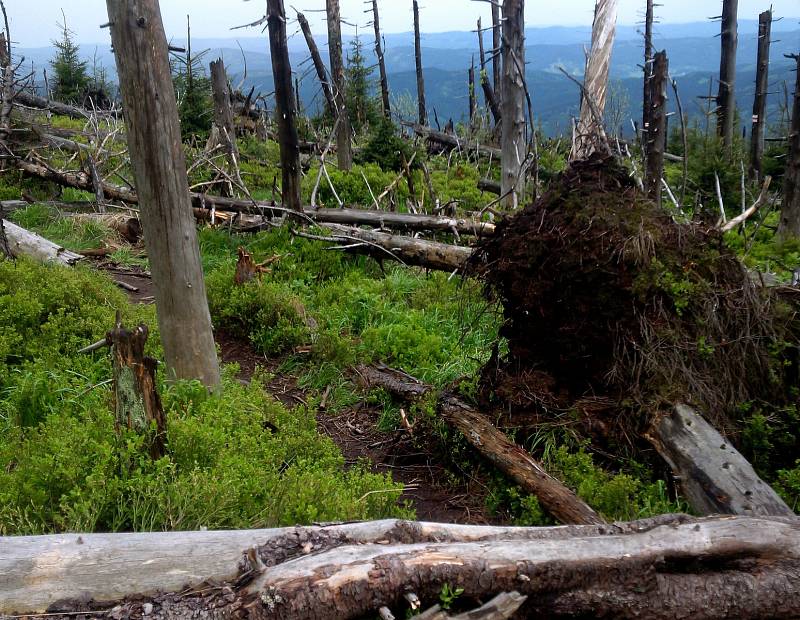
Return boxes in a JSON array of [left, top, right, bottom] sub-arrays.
[[16, 20, 800, 135]]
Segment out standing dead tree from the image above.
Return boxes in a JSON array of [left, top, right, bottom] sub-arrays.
[[268, 0, 303, 212], [570, 0, 619, 161], [641, 0, 654, 154], [716, 0, 739, 149], [749, 9, 772, 180], [778, 53, 800, 238], [296, 12, 336, 117], [105, 0, 220, 388], [645, 50, 668, 207], [500, 0, 527, 209], [326, 0, 353, 171], [492, 1, 502, 100], [413, 0, 427, 126], [370, 0, 391, 119], [477, 17, 502, 128], [469, 57, 478, 127], [209, 57, 242, 196]]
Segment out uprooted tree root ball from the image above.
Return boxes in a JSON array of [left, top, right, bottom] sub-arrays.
[[473, 155, 800, 457]]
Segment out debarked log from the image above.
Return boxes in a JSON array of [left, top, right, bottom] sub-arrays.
[[1, 219, 83, 265], [356, 364, 604, 525], [2, 516, 800, 619], [647, 403, 795, 517], [404, 123, 502, 160]]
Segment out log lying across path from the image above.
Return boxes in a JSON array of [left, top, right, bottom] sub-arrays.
[[2, 515, 800, 619], [648, 403, 795, 517], [356, 364, 603, 525], [1, 219, 83, 265]]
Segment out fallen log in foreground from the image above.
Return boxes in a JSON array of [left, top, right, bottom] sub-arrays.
[[2, 516, 800, 619], [2, 219, 83, 265], [356, 364, 604, 525], [648, 404, 795, 517]]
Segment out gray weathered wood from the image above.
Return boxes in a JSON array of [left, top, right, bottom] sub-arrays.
[[297, 12, 335, 116], [749, 9, 772, 180], [413, 0, 427, 126], [2, 219, 82, 265], [647, 403, 794, 517], [500, 0, 526, 208], [717, 0, 739, 148], [209, 57, 239, 165], [105, 0, 220, 387], [326, 0, 353, 170], [645, 50, 668, 206], [371, 0, 391, 119], [778, 53, 800, 238]]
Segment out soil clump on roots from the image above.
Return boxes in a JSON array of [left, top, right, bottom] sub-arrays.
[[473, 155, 799, 455]]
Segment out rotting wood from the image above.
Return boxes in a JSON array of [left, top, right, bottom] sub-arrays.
[[233, 246, 281, 285], [105, 0, 220, 388], [297, 12, 336, 116], [108, 319, 166, 460], [1, 219, 82, 265], [645, 50, 668, 207], [646, 403, 794, 517], [13, 89, 118, 119], [749, 9, 772, 180], [405, 123, 501, 159], [209, 58, 240, 172], [5, 516, 800, 618], [268, 0, 303, 213], [416, 592, 526, 620], [356, 364, 605, 525]]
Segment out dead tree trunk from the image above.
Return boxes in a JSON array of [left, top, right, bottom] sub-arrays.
[[357, 364, 605, 525], [500, 0, 527, 209], [717, 0, 739, 149], [477, 18, 502, 128], [749, 9, 772, 180], [645, 50, 668, 207], [413, 0, 427, 126], [105, 0, 220, 388], [468, 58, 477, 128], [371, 0, 391, 119], [778, 53, 800, 238], [641, 0, 654, 154], [108, 320, 166, 461], [267, 0, 303, 213], [1, 219, 83, 265], [647, 404, 794, 517], [326, 0, 353, 171], [492, 1, 502, 102], [209, 57, 240, 194], [296, 12, 335, 116], [570, 0, 619, 161]]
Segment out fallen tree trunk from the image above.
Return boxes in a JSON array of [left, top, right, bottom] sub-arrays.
[[2, 219, 83, 265], [3, 516, 800, 619], [647, 403, 794, 517], [306, 224, 474, 272], [478, 178, 501, 195], [14, 90, 118, 119], [405, 123, 501, 159], [305, 208, 494, 236], [356, 364, 604, 525]]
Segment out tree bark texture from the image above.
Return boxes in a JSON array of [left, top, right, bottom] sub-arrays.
[[491, 2, 502, 102], [642, 0, 654, 147], [500, 0, 526, 209], [4, 517, 800, 619], [104, 0, 220, 388], [406, 123, 501, 159], [356, 364, 604, 525], [413, 0, 427, 126], [779, 53, 800, 237], [570, 0, 618, 161], [267, 0, 303, 213], [371, 0, 391, 118], [717, 0, 739, 149], [108, 321, 166, 460], [296, 12, 335, 117], [469, 60, 477, 127], [209, 58, 239, 166], [645, 50, 668, 207], [749, 10, 772, 180], [13, 90, 118, 119], [326, 0, 353, 170], [647, 404, 794, 517]]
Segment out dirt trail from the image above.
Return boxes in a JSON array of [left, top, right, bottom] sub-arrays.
[[103, 263, 495, 524]]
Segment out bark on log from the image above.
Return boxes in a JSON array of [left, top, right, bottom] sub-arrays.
[[717, 0, 739, 149], [405, 123, 501, 159], [641, 0, 654, 152], [311, 224, 474, 272], [645, 50, 668, 207], [413, 0, 427, 126], [1, 219, 83, 265], [4, 516, 800, 619], [749, 10, 772, 180], [646, 403, 794, 517], [268, 0, 303, 213], [296, 12, 336, 117], [371, 0, 391, 119], [500, 0, 526, 208], [209, 58, 240, 166], [356, 364, 604, 525], [326, 0, 353, 171], [13, 90, 118, 119], [108, 321, 166, 460], [105, 0, 220, 388], [778, 53, 800, 238]]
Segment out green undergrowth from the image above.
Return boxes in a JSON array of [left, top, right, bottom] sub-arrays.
[[0, 258, 409, 534]]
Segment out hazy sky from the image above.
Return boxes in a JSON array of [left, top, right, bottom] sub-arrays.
[[6, 1, 800, 48]]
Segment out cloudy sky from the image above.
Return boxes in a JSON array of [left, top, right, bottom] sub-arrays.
[[6, 0, 800, 48]]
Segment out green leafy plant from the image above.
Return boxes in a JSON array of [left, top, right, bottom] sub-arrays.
[[438, 583, 464, 611]]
